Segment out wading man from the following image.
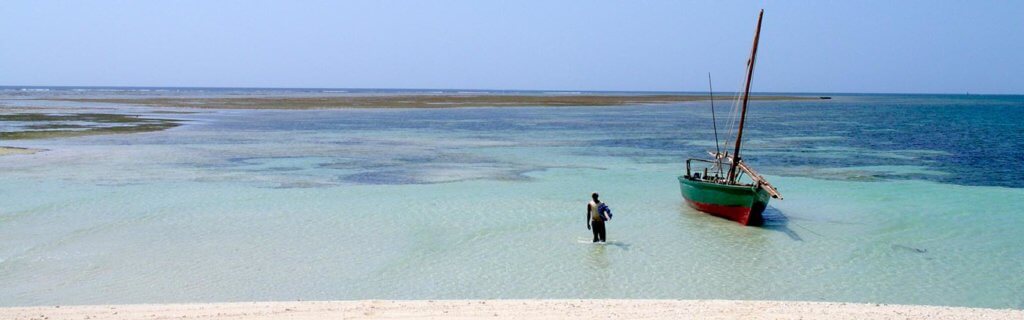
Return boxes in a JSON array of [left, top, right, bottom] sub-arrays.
[[587, 193, 609, 243]]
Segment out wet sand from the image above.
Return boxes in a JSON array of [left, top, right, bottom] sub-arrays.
[[1, 300, 1019, 320], [44, 94, 813, 109]]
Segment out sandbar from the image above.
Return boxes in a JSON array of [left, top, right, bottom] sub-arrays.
[[0, 146, 43, 156]]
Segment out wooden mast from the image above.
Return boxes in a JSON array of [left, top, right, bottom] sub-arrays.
[[727, 9, 763, 183]]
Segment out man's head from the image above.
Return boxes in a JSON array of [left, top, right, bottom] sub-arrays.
[[592, 193, 599, 201]]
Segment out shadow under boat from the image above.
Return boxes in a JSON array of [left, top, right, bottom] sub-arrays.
[[760, 206, 803, 241]]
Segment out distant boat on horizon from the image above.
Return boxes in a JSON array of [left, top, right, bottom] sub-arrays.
[[678, 9, 783, 226]]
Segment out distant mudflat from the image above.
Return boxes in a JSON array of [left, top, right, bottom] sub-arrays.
[[1, 300, 1019, 320], [45, 94, 813, 109]]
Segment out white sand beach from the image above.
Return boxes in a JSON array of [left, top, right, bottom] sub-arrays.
[[1, 300, 1020, 320]]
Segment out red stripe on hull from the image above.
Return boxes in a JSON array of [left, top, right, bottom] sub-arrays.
[[686, 200, 761, 226]]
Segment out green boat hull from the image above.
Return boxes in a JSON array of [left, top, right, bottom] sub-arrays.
[[678, 176, 771, 226]]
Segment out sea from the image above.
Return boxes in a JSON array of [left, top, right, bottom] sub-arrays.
[[1, 87, 1022, 309]]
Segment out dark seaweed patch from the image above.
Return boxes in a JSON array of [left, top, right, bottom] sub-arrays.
[[0, 113, 181, 140]]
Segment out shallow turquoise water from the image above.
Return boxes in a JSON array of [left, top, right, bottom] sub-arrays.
[[1, 93, 1022, 308]]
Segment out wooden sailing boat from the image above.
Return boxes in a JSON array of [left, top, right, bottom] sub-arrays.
[[678, 9, 783, 226]]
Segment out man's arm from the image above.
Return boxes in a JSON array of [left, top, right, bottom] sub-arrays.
[[586, 204, 591, 230]]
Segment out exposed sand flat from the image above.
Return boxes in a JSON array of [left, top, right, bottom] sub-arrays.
[[0, 146, 43, 156], [43, 94, 813, 109], [1, 300, 1019, 320]]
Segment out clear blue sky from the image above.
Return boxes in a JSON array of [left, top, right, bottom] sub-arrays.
[[2, 1, 1022, 94]]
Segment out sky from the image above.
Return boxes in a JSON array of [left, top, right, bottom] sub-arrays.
[[2, 1, 1022, 94]]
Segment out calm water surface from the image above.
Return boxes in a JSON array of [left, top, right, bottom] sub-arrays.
[[1, 91, 1022, 308]]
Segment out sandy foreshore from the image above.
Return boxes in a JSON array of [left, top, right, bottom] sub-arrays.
[[42, 94, 815, 109], [1, 300, 1019, 320]]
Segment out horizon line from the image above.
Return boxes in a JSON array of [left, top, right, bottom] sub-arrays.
[[0, 84, 1020, 96]]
